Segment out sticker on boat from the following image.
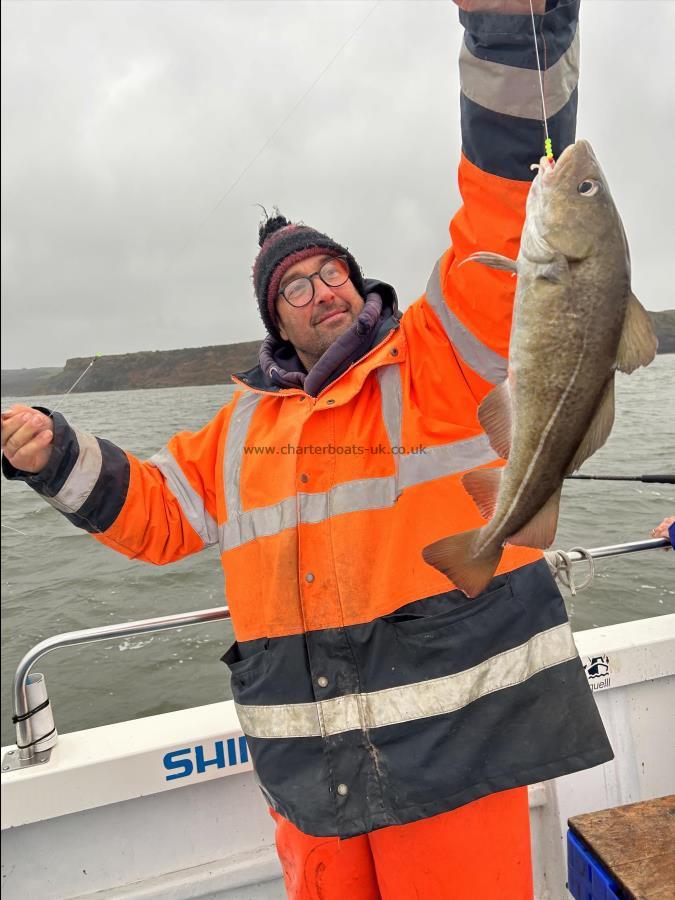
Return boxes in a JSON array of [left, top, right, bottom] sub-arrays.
[[584, 655, 611, 691]]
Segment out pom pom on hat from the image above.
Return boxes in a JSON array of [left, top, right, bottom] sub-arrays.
[[258, 213, 291, 247]]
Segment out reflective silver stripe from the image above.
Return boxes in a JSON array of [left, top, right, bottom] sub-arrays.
[[300, 477, 397, 524], [220, 495, 298, 550], [377, 364, 402, 497], [219, 392, 262, 549], [425, 258, 508, 385], [235, 622, 577, 739], [460, 28, 579, 121], [225, 393, 262, 518], [148, 447, 218, 547], [399, 433, 497, 490], [218, 432, 495, 552], [219, 443, 492, 551], [219, 479, 399, 551], [218, 367, 495, 551], [47, 428, 103, 514], [377, 365, 402, 450]]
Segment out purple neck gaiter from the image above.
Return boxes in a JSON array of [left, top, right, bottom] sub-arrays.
[[258, 292, 385, 397]]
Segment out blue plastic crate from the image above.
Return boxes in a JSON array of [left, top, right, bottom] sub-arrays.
[[567, 830, 623, 900]]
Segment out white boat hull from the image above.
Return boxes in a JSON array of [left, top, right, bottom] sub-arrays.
[[3, 614, 674, 899]]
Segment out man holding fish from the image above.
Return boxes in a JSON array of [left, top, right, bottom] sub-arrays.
[[3, 0, 656, 897]]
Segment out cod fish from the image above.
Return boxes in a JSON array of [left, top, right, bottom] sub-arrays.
[[423, 139, 657, 598]]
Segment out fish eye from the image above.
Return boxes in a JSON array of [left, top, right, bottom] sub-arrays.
[[578, 179, 601, 197]]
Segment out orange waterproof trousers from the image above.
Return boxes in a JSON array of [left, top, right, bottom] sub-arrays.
[[271, 787, 533, 899]]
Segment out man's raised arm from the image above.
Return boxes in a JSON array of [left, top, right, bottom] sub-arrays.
[[423, 0, 580, 400]]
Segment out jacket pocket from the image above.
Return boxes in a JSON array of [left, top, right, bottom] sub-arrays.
[[384, 575, 513, 638], [221, 638, 270, 690]]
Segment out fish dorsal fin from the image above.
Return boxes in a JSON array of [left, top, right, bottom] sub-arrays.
[[478, 380, 512, 460], [462, 467, 502, 520], [567, 377, 615, 474], [616, 293, 658, 373], [462, 252, 518, 274], [507, 485, 562, 549]]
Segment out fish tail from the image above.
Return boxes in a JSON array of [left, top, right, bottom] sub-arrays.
[[422, 528, 503, 599]]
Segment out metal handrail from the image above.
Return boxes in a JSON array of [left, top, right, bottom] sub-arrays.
[[546, 538, 670, 596], [12, 605, 230, 760], [562, 538, 670, 561]]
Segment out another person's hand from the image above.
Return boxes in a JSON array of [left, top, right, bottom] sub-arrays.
[[651, 516, 674, 548], [1, 405, 54, 473]]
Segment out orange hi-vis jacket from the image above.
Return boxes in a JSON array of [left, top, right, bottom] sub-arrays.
[[7, 0, 611, 839]]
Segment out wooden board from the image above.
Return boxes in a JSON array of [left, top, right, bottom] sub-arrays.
[[569, 795, 675, 899]]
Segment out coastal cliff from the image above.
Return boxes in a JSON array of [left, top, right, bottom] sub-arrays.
[[2, 341, 261, 397], [3, 310, 674, 398]]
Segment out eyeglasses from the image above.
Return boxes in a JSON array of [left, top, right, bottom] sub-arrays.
[[278, 257, 350, 308]]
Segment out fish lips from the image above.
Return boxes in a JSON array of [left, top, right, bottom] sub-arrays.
[[543, 139, 600, 186]]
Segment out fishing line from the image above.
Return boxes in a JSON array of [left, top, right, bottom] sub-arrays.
[[529, 0, 554, 163], [5, 0, 381, 464], [1, 523, 28, 536], [2, 7, 381, 550], [49, 354, 100, 417], [172, 1, 381, 260]]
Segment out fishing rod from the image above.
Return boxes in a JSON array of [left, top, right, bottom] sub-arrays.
[[546, 537, 671, 595], [566, 474, 675, 484]]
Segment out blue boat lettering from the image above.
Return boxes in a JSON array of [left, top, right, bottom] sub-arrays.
[[163, 736, 249, 781]]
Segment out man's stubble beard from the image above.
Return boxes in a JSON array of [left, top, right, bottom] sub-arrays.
[[299, 309, 357, 369]]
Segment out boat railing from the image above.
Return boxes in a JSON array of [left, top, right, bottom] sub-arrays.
[[5, 605, 230, 768], [545, 537, 669, 596], [4, 536, 670, 769], [556, 538, 670, 561]]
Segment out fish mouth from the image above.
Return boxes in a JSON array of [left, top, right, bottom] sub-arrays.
[[541, 139, 598, 185]]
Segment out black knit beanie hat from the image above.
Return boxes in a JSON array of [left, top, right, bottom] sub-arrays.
[[253, 212, 365, 339]]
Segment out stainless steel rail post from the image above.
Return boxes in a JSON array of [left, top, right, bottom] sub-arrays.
[[8, 605, 230, 766]]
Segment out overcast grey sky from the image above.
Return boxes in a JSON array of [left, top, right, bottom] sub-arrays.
[[1, 1, 673, 370]]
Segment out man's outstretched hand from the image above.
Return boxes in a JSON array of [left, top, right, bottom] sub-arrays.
[[1, 405, 54, 473]]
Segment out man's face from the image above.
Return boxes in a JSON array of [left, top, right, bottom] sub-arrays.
[[275, 254, 365, 370]]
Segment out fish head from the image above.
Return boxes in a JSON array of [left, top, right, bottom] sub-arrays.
[[525, 140, 627, 265]]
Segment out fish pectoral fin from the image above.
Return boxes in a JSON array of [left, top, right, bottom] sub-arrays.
[[567, 377, 615, 473], [506, 486, 562, 549], [616, 293, 658, 373], [462, 467, 502, 520], [422, 528, 502, 599], [533, 255, 569, 284], [461, 252, 518, 274], [477, 380, 512, 460]]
